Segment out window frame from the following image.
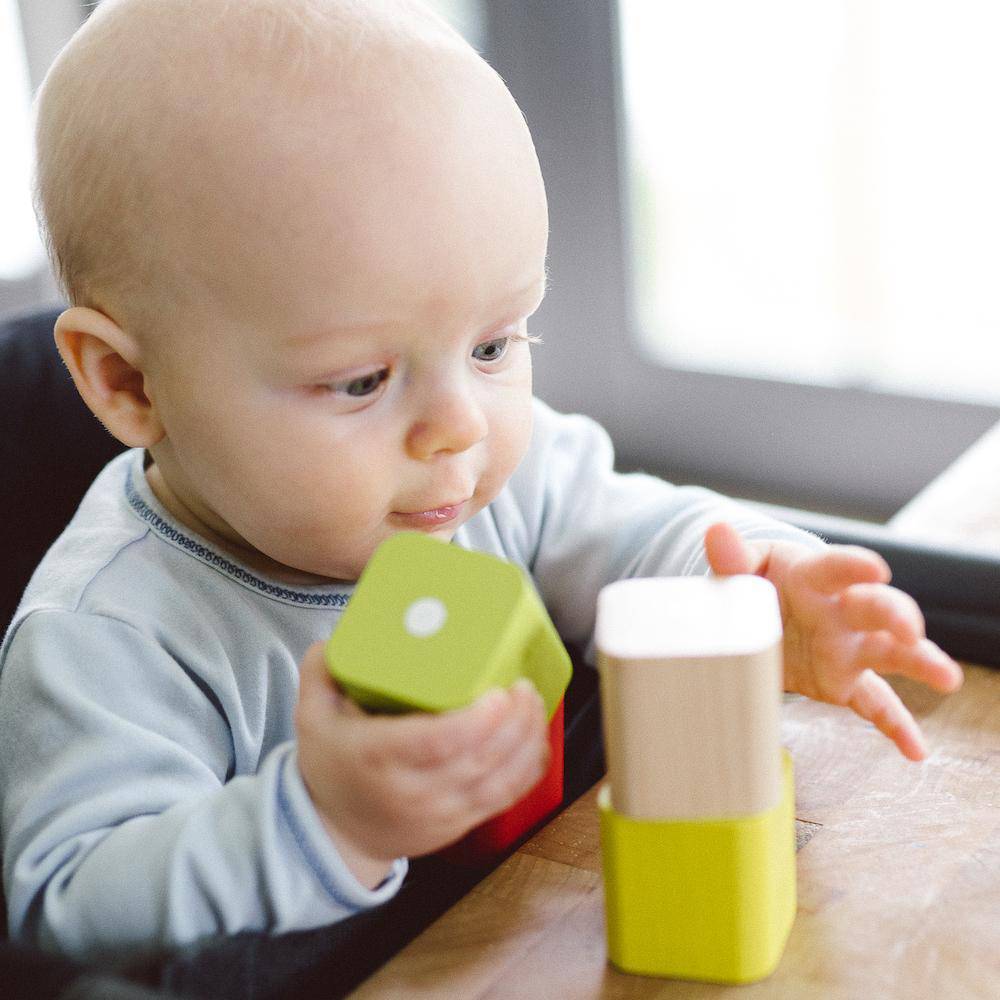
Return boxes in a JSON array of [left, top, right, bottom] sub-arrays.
[[483, 0, 1000, 519]]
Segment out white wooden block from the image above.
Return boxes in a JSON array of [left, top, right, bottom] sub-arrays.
[[596, 576, 784, 820]]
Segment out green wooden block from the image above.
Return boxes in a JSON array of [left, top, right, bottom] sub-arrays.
[[325, 532, 571, 718]]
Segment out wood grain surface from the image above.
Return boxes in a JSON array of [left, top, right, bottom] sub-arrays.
[[599, 644, 783, 819], [350, 667, 998, 999], [350, 423, 1000, 999]]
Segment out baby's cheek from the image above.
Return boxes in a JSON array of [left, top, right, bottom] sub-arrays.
[[500, 403, 534, 478], [482, 431, 527, 500]]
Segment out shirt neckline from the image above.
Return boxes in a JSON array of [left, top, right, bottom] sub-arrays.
[[122, 451, 354, 609]]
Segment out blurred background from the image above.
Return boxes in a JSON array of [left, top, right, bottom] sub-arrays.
[[4, 0, 999, 520]]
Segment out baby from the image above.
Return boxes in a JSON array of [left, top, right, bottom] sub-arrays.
[[1, 0, 962, 962]]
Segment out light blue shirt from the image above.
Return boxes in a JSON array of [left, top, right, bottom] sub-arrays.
[[0, 398, 822, 961]]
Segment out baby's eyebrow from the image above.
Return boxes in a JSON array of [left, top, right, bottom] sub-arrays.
[[492, 273, 549, 317], [284, 275, 548, 348], [524, 272, 550, 304], [282, 319, 391, 349]]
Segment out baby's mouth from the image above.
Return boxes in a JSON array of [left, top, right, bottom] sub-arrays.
[[390, 499, 469, 529]]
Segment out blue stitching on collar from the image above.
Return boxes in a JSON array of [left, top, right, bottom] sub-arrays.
[[125, 467, 350, 608]]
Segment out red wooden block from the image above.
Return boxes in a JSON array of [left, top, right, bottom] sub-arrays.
[[439, 697, 564, 866]]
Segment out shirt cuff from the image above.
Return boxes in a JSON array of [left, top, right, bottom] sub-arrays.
[[277, 745, 408, 909]]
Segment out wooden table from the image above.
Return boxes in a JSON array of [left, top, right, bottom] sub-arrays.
[[350, 427, 1000, 999]]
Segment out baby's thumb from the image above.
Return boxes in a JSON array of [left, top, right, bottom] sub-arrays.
[[704, 522, 757, 576]]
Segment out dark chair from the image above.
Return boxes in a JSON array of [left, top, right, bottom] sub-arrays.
[[1, 306, 126, 633], [0, 308, 184, 998], [0, 310, 606, 997]]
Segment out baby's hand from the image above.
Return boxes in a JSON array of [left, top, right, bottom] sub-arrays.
[[704, 522, 964, 762], [294, 643, 550, 887]]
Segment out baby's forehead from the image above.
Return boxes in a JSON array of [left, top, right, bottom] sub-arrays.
[[37, 0, 543, 338], [65, 0, 498, 205]]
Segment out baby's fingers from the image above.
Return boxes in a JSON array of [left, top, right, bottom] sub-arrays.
[[376, 680, 546, 771], [376, 688, 512, 769], [840, 584, 924, 644], [456, 680, 548, 785], [464, 711, 550, 816], [847, 670, 927, 761], [401, 682, 549, 831], [296, 642, 357, 719], [855, 632, 964, 693], [800, 545, 891, 594]]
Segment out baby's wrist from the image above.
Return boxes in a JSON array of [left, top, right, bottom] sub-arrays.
[[317, 811, 397, 890]]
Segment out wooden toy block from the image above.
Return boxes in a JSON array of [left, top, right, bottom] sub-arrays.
[[599, 751, 797, 983], [595, 575, 796, 983], [596, 575, 783, 820], [325, 531, 572, 864], [325, 532, 571, 719]]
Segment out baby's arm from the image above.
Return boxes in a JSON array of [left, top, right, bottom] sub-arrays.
[[0, 612, 417, 960], [295, 644, 549, 887], [500, 403, 962, 760], [506, 400, 829, 654]]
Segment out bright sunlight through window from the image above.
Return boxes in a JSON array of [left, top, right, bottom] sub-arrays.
[[619, 0, 1000, 405], [426, 0, 485, 53], [0, 0, 45, 282]]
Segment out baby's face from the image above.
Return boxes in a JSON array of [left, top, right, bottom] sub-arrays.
[[143, 43, 548, 583]]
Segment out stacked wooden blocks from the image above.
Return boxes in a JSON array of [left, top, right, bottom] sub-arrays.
[[596, 576, 797, 984]]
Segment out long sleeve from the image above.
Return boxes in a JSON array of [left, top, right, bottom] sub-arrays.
[[0, 610, 405, 963], [503, 400, 826, 655]]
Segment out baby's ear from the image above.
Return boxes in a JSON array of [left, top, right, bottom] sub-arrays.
[[54, 306, 165, 449]]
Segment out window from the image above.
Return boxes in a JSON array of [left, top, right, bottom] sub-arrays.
[[1, 0, 84, 317], [0, 0, 45, 282], [618, 0, 1000, 407], [484, 1, 1000, 519], [425, 0, 486, 53], [5, 0, 996, 518]]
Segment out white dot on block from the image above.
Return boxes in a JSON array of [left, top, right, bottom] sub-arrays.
[[404, 597, 448, 638]]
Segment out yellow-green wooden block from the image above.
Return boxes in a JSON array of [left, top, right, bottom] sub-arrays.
[[599, 751, 797, 984], [325, 531, 571, 718]]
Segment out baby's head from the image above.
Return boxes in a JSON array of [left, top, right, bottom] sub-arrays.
[[35, 0, 548, 583]]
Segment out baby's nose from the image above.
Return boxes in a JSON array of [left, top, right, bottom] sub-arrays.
[[405, 389, 488, 459]]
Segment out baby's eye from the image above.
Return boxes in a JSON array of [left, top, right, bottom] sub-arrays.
[[472, 337, 510, 364], [325, 368, 389, 397]]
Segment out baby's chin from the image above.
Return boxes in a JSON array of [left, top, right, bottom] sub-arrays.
[[255, 503, 483, 584]]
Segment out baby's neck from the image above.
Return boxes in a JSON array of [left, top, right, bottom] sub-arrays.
[[144, 460, 336, 587]]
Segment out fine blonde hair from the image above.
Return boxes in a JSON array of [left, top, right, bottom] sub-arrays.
[[32, 0, 469, 334]]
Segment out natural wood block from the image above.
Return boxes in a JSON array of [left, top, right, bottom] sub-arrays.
[[596, 576, 784, 820]]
